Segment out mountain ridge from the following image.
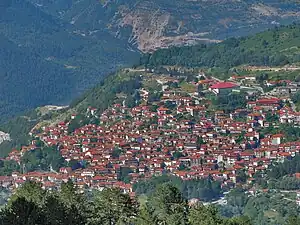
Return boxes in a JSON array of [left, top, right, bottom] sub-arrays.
[[27, 0, 300, 51], [140, 23, 300, 70]]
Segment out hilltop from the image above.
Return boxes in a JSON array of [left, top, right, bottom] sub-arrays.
[[141, 23, 300, 69]]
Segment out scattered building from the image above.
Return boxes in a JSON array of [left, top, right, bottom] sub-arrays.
[[209, 82, 239, 95]]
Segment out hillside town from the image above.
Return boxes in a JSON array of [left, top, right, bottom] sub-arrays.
[[1, 71, 300, 204]]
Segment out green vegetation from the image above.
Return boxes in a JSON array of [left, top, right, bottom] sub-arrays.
[[0, 160, 20, 176], [0, 0, 138, 122], [70, 70, 142, 114], [0, 70, 141, 157], [0, 188, 10, 207], [0, 143, 67, 176], [220, 188, 300, 225], [260, 124, 300, 142], [291, 90, 300, 110], [133, 175, 222, 202], [217, 156, 300, 224], [1, 164, 300, 225], [179, 81, 196, 93], [0, 180, 253, 225], [210, 93, 247, 112], [21, 145, 66, 173], [266, 155, 300, 180], [141, 24, 300, 70], [2, 179, 299, 225], [0, 115, 36, 157]]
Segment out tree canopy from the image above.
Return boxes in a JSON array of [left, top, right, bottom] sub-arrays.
[[0, 180, 256, 225], [140, 24, 300, 70]]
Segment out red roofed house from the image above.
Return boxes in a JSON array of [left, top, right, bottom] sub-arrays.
[[209, 82, 239, 95]]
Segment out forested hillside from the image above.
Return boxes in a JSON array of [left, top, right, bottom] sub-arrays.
[[0, 35, 75, 120], [0, 70, 142, 157], [2, 22, 300, 155], [3, 23, 300, 155], [141, 24, 300, 69], [1, 0, 300, 121], [0, 0, 138, 122]]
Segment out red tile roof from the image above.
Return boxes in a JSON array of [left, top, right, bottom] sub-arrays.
[[210, 82, 238, 89], [256, 98, 280, 104]]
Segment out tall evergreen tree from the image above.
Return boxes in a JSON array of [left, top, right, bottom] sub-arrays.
[[58, 180, 88, 225], [8, 181, 46, 206], [1, 197, 43, 225], [148, 183, 188, 225], [90, 188, 138, 225]]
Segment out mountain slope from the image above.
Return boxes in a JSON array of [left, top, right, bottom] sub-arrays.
[[1, 22, 300, 137], [28, 0, 300, 51], [0, 34, 75, 118], [2, 23, 300, 157], [140, 23, 300, 69], [1, 0, 300, 122], [0, 69, 141, 157], [0, 0, 138, 121]]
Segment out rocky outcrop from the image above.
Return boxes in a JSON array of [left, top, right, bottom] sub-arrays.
[[0, 131, 10, 144], [109, 0, 300, 52], [28, 0, 300, 52], [115, 5, 221, 52]]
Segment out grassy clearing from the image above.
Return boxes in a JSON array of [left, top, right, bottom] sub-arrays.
[[180, 81, 196, 93]]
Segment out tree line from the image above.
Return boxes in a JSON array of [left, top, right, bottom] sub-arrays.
[[1, 180, 300, 225], [133, 175, 222, 202], [140, 24, 300, 70], [0, 180, 255, 225]]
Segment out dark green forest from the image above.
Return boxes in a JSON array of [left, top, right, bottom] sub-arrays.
[[0, 180, 251, 225], [140, 24, 300, 69], [70, 70, 142, 113], [1, 180, 299, 225], [220, 188, 300, 225], [0, 0, 138, 122], [133, 175, 222, 202]]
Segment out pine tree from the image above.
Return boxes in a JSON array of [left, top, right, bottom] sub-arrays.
[[135, 205, 157, 225], [8, 181, 46, 206], [91, 188, 138, 225], [1, 197, 43, 225], [148, 183, 188, 225], [188, 204, 223, 225]]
